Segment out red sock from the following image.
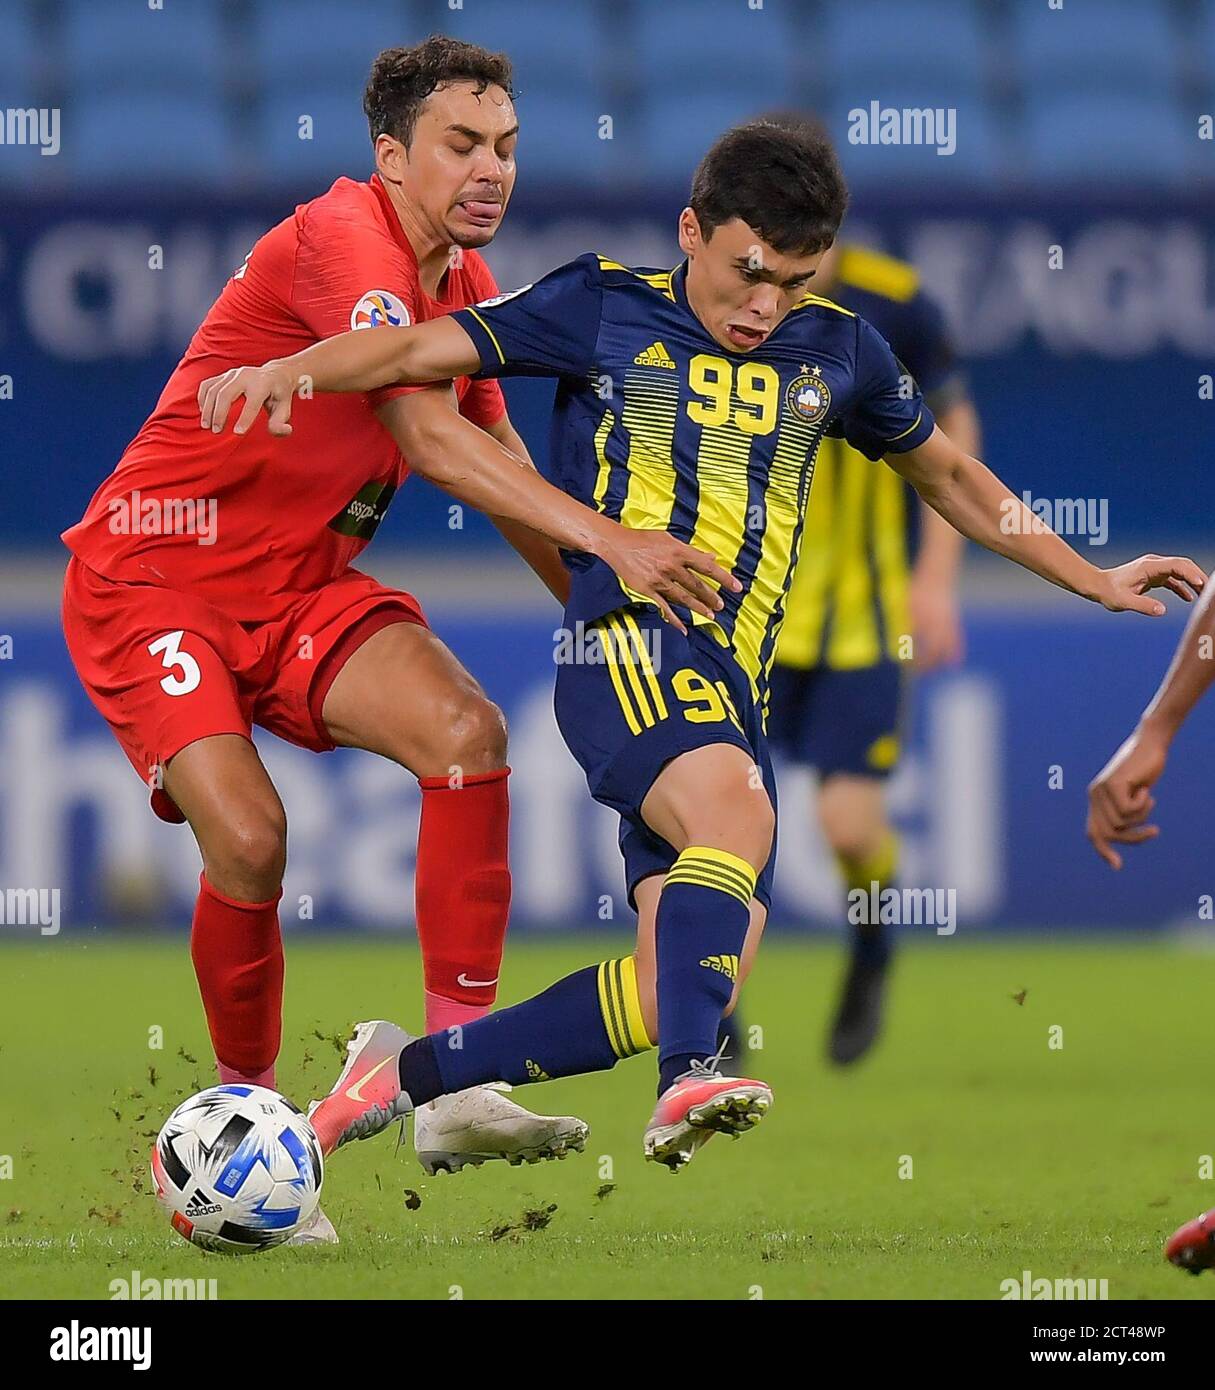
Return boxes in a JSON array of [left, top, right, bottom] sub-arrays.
[[190, 874, 284, 1088], [416, 767, 511, 1033]]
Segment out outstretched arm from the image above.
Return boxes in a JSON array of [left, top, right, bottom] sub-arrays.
[[199, 317, 482, 434], [888, 427, 1205, 615], [367, 387, 732, 630], [1086, 568, 1215, 868]]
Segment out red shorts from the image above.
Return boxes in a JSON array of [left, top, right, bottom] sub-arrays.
[[62, 557, 427, 822]]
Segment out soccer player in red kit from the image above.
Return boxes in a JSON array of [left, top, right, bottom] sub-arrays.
[[61, 38, 734, 1234]]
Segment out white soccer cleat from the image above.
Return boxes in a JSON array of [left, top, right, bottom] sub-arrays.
[[412, 1083, 589, 1175], [284, 1204, 339, 1246]]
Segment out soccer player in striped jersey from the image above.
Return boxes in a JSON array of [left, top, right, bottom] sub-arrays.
[[767, 240, 981, 1065], [199, 118, 1201, 1172]]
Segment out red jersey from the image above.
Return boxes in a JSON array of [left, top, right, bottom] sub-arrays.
[[62, 174, 506, 622]]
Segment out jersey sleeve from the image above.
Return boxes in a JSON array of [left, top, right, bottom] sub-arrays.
[[291, 204, 420, 342], [455, 257, 507, 427], [832, 318, 937, 461], [290, 200, 432, 410], [451, 253, 604, 380], [891, 291, 968, 413]]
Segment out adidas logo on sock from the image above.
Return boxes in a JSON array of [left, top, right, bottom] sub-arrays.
[[184, 1188, 223, 1217], [699, 954, 740, 979], [633, 340, 676, 369]]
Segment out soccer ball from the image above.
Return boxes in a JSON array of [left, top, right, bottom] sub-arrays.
[[150, 1084, 323, 1255]]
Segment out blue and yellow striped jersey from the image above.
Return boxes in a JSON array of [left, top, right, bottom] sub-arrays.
[[775, 245, 964, 671], [453, 253, 935, 702]]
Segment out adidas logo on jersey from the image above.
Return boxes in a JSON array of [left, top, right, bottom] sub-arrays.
[[525, 1059, 551, 1081], [634, 340, 676, 369], [699, 954, 740, 980], [183, 1188, 222, 1218]]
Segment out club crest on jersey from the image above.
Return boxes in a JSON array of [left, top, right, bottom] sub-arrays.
[[351, 290, 410, 330], [786, 369, 832, 424]]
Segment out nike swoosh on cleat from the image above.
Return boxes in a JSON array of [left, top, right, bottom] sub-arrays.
[[344, 1055, 395, 1104], [456, 973, 499, 988]]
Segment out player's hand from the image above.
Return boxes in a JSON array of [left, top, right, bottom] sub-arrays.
[[597, 525, 741, 633], [1095, 555, 1205, 616], [1086, 723, 1170, 870], [909, 573, 964, 670], [197, 362, 299, 437]]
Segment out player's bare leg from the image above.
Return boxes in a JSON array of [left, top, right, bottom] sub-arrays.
[[320, 620, 587, 1172], [818, 774, 897, 1065], [635, 744, 775, 1170]]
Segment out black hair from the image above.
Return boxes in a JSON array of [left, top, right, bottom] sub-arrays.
[[364, 35, 514, 147], [689, 116, 848, 255]]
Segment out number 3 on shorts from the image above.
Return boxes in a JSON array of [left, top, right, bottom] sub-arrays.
[[147, 630, 202, 696]]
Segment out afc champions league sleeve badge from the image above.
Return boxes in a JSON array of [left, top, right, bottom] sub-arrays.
[[785, 366, 832, 425], [350, 290, 411, 330]]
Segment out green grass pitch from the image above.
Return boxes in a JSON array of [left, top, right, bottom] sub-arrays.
[[0, 934, 1212, 1300]]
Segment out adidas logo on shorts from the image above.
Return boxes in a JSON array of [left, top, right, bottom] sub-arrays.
[[633, 340, 676, 369], [699, 954, 740, 980]]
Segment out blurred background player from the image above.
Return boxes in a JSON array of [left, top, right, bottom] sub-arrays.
[[766, 235, 981, 1065]]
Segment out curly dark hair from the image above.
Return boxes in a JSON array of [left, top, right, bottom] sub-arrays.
[[690, 116, 848, 256], [364, 35, 514, 148]]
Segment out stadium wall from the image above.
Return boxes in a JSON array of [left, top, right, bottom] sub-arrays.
[[4, 601, 1214, 936]]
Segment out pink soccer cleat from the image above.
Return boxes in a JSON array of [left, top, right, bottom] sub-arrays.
[[1165, 1210, 1215, 1274], [308, 1020, 415, 1157], [643, 1060, 773, 1172]]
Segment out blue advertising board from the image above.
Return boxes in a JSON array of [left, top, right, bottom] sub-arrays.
[[3, 598, 1214, 936], [3, 188, 1214, 552]]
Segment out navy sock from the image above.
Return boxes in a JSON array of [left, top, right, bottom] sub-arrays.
[[656, 847, 756, 1094], [717, 1007, 748, 1067], [398, 958, 652, 1103]]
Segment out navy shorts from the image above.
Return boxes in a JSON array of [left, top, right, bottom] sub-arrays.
[[554, 605, 776, 910], [766, 658, 906, 779]]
